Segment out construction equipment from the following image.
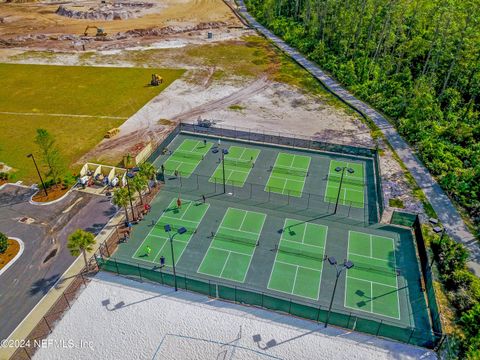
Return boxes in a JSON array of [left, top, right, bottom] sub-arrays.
[[150, 74, 163, 86], [84, 25, 107, 37], [104, 128, 120, 138], [197, 117, 215, 128]]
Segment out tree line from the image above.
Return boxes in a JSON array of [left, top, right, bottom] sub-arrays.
[[245, 0, 480, 232]]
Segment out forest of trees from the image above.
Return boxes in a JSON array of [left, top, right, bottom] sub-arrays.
[[245, 0, 480, 233]]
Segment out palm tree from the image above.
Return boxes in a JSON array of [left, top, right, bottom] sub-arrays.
[[139, 162, 157, 192], [112, 187, 130, 222], [67, 229, 96, 268], [131, 174, 147, 204]]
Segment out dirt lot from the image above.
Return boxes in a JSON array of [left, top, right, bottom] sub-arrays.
[[0, 0, 424, 216], [0, 0, 239, 35]]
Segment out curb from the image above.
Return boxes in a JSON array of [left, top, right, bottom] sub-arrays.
[[0, 237, 24, 277], [28, 186, 77, 206]]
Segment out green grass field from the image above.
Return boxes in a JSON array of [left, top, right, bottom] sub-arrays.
[[0, 63, 184, 182]]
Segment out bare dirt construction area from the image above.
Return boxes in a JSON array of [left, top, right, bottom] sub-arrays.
[[0, 0, 424, 217], [0, 0, 240, 50]]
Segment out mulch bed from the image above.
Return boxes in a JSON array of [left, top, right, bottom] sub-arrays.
[[0, 239, 20, 270], [32, 184, 69, 203]]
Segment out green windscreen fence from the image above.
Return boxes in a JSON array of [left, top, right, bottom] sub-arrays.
[[95, 256, 442, 348], [389, 212, 443, 337]]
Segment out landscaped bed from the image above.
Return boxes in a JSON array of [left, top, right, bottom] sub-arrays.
[[0, 239, 20, 271]]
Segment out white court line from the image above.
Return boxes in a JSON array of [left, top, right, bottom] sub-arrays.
[[219, 252, 232, 277], [0, 111, 127, 119], [197, 208, 265, 282], [132, 198, 209, 265], [267, 219, 327, 301], [345, 231, 401, 320], [275, 260, 322, 273]]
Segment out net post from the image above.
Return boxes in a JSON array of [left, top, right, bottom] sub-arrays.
[[307, 193, 311, 209], [138, 264, 142, 281], [268, 188, 271, 201]]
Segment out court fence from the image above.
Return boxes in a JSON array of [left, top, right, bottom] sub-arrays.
[[146, 121, 385, 222], [11, 271, 94, 360], [391, 211, 444, 341], [160, 171, 378, 226], [94, 255, 442, 349]]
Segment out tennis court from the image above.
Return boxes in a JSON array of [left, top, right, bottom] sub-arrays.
[[197, 208, 266, 282], [325, 160, 365, 207], [209, 146, 260, 187], [132, 197, 209, 266], [163, 139, 212, 178], [345, 231, 400, 319], [268, 219, 328, 300], [265, 153, 311, 197]]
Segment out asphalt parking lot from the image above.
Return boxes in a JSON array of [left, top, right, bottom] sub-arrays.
[[0, 184, 117, 340]]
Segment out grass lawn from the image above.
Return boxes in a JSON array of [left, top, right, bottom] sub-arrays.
[[0, 63, 184, 182]]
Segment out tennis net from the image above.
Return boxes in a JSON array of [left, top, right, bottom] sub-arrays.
[[214, 232, 259, 246], [326, 174, 364, 186], [271, 165, 308, 177], [276, 242, 325, 262], [224, 158, 252, 168], [173, 150, 204, 160], [353, 261, 400, 276]]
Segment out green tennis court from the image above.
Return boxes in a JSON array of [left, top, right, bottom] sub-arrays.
[[132, 197, 209, 266], [209, 146, 260, 187], [265, 153, 311, 197], [197, 208, 266, 282], [268, 219, 328, 300], [345, 231, 400, 319], [325, 160, 365, 207], [163, 139, 212, 178]]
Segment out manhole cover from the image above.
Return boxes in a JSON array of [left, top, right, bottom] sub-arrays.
[[18, 217, 35, 224], [43, 248, 58, 263]]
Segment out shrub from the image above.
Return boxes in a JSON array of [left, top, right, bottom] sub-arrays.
[[431, 235, 468, 275], [0, 232, 8, 254]]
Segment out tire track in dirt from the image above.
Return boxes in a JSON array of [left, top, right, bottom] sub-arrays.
[[170, 76, 269, 122], [78, 76, 269, 165]]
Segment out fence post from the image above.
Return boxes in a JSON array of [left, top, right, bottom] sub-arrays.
[[44, 316, 53, 333], [114, 258, 119, 274], [64, 293, 71, 308], [23, 347, 32, 359], [408, 328, 414, 344], [376, 320, 382, 336], [138, 264, 142, 281], [105, 240, 111, 258]]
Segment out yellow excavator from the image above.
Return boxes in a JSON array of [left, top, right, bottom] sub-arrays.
[[84, 25, 107, 37], [150, 74, 163, 86]]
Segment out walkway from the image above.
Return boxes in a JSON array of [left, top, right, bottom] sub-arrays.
[[234, 0, 480, 274]]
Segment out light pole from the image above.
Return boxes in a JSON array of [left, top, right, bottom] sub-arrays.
[[333, 166, 354, 214], [27, 153, 48, 197], [164, 224, 187, 291], [125, 172, 136, 221], [325, 256, 354, 328], [221, 148, 229, 194]]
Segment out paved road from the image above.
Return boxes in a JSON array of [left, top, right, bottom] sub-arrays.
[[0, 184, 117, 340], [235, 0, 480, 274]]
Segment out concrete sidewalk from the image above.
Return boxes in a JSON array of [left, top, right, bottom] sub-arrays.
[[234, 0, 479, 275], [0, 209, 123, 360]]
